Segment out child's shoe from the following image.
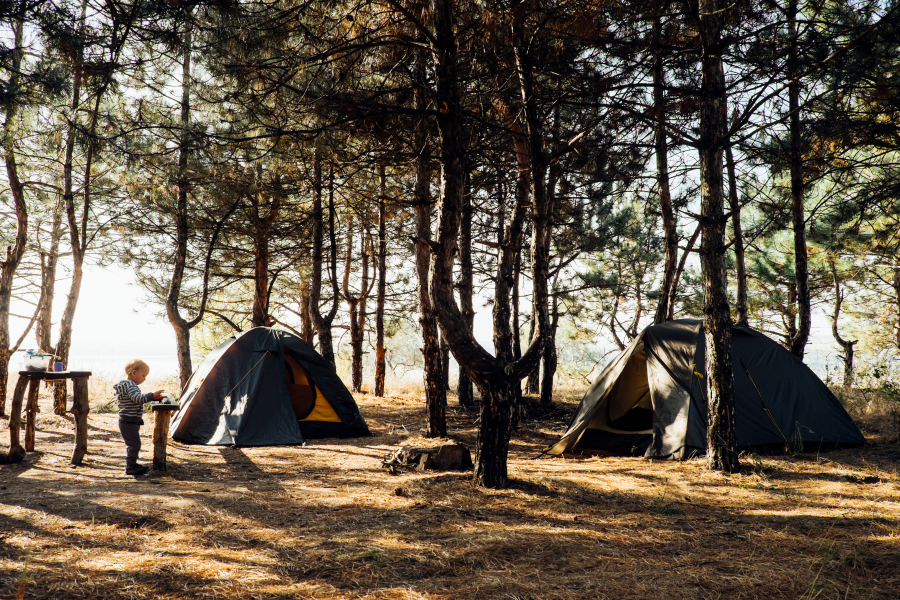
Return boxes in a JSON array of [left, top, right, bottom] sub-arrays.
[[125, 464, 149, 476]]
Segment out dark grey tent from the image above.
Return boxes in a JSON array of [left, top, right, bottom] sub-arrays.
[[171, 327, 369, 446], [546, 319, 864, 458]]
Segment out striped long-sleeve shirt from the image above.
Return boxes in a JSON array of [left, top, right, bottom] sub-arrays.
[[113, 380, 155, 420]]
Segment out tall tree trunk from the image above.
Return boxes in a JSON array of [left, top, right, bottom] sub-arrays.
[[829, 258, 855, 388], [350, 227, 369, 392], [0, 19, 29, 417], [309, 155, 340, 369], [414, 37, 446, 436], [428, 0, 550, 486], [374, 166, 387, 397], [696, 0, 739, 473], [725, 136, 748, 327], [457, 172, 475, 407], [787, 0, 811, 359], [652, 8, 677, 326], [440, 334, 451, 395], [166, 23, 196, 388]]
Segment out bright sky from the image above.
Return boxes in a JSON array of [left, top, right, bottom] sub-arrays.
[[13, 262, 841, 380]]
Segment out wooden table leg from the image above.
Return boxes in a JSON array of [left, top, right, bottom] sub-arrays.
[[153, 410, 173, 470], [7, 376, 28, 463], [24, 379, 39, 452], [70, 376, 89, 466]]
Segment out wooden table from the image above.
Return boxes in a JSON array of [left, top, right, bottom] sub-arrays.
[[150, 403, 179, 470], [7, 370, 92, 465]]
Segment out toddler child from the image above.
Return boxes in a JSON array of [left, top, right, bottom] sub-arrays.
[[114, 359, 164, 476]]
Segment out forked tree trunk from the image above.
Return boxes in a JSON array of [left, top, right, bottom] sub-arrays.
[[309, 154, 340, 369], [696, 0, 739, 473], [667, 225, 700, 320], [829, 258, 855, 388], [374, 167, 388, 397], [428, 0, 551, 487]]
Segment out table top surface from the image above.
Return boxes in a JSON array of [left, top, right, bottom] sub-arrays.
[[18, 370, 92, 380]]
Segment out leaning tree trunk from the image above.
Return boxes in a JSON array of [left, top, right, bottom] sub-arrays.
[[697, 0, 739, 473], [374, 166, 388, 397]]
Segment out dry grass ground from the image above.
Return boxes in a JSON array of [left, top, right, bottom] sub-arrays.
[[0, 381, 897, 599]]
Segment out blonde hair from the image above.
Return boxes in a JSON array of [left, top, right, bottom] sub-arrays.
[[125, 359, 149, 376]]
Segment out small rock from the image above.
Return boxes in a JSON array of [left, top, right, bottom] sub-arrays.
[[394, 487, 405, 497]]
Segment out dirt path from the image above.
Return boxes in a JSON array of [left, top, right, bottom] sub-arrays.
[[0, 391, 898, 599]]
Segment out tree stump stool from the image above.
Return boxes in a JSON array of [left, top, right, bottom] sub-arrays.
[[151, 403, 180, 470]]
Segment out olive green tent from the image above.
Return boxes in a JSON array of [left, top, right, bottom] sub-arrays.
[[546, 319, 864, 458]]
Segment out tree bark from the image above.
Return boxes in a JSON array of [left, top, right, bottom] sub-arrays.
[[787, 0, 811, 359], [309, 153, 341, 369], [652, 8, 677, 326], [696, 0, 739, 473], [725, 136, 748, 327], [374, 166, 388, 397]]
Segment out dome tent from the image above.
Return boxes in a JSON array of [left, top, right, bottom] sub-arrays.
[[546, 319, 864, 459], [171, 327, 369, 446]]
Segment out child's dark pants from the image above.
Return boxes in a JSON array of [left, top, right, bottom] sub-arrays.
[[118, 418, 143, 469]]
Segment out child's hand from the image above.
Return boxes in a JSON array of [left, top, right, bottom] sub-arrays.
[[154, 390, 165, 400]]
